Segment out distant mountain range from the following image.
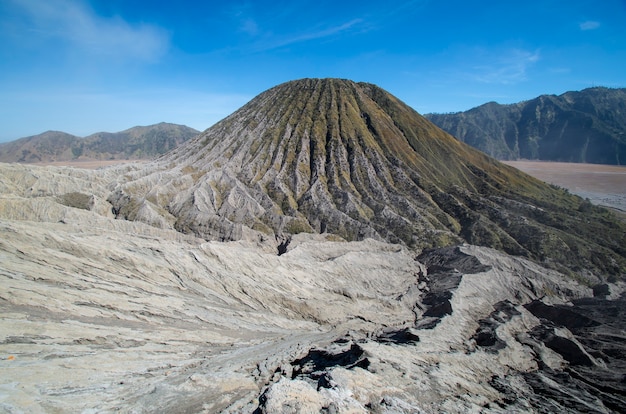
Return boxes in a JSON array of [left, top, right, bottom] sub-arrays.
[[0, 122, 200, 163], [4, 87, 624, 166], [426, 87, 626, 165]]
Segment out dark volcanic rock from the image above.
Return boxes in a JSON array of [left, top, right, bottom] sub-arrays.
[[375, 327, 421, 345], [472, 300, 520, 351], [415, 246, 489, 328], [525, 300, 599, 330], [290, 342, 370, 382], [523, 294, 626, 411]]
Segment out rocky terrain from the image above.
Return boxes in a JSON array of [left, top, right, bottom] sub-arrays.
[[1, 162, 625, 413], [0, 123, 199, 163], [1, 79, 626, 412], [426, 87, 626, 164]]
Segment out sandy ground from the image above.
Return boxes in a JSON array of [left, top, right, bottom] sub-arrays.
[[504, 161, 626, 212]]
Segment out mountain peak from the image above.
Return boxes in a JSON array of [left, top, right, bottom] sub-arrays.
[[110, 79, 626, 279]]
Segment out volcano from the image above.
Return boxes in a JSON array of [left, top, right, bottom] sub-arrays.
[[109, 78, 625, 279]]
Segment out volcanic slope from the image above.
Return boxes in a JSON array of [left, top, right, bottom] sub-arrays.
[[109, 78, 626, 279]]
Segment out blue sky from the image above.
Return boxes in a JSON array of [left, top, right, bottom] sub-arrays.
[[1, 0, 625, 141]]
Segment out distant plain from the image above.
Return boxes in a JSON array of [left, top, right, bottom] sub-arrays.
[[504, 160, 626, 213]]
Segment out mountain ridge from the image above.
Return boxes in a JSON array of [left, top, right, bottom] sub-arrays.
[[0, 122, 200, 163], [426, 87, 626, 164]]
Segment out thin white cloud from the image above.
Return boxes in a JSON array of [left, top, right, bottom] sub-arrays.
[[224, 1, 368, 52], [282, 19, 364, 44], [253, 18, 365, 51], [8, 0, 169, 61], [579, 20, 600, 31], [469, 48, 540, 84]]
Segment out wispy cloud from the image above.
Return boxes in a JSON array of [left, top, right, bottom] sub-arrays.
[[239, 18, 259, 36], [579, 20, 600, 31], [7, 0, 169, 61], [228, 2, 260, 36], [468, 48, 540, 84], [251, 18, 365, 51], [274, 19, 363, 48], [223, 1, 369, 53]]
